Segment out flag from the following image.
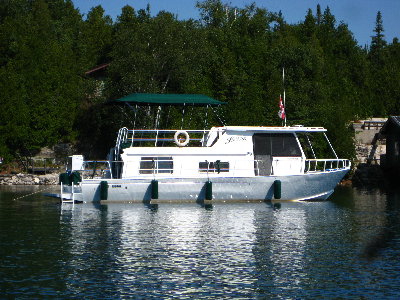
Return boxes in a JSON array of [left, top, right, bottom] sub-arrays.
[[278, 95, 285, 120]]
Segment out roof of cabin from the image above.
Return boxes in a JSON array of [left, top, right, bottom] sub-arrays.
[[222, 126, 327, 132], [381, 116, 400, 134], [110, 93, 225, 106]]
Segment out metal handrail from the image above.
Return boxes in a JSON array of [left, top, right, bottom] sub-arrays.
[[305, 159, 351, 173], [120, 129, 213, 148], [81, 160, 112, 178], [126, 138, 203, 142], [128, 129, 212, 133]]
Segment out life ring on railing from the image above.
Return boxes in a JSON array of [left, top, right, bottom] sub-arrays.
[[174, 130, 190, 147]]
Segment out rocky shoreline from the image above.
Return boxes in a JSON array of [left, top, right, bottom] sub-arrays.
[[0, 173, 59, 185]]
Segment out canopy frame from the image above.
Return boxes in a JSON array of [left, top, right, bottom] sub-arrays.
[[110, 93, 226, 106]]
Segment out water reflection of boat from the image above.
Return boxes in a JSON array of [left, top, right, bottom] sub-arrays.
[[56, 94, 350, 203]]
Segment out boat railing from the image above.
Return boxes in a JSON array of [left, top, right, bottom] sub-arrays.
[[122, 129, 211, 148], [79, 160, 112, 179], [115, 127, 129, 157], [305, 159, 351, 173]]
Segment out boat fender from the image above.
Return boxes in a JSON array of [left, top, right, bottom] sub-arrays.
[[174, 130, 190, 147], [59, 173, 70, 185], [70, 171, 82, 185], [100, 181, 108, 200], [205, 180, 212, 200], [151, 179, 159, 199], [274, 180, 281, 199]]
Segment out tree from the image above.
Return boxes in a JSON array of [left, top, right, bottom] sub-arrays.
[[0, 0, 85, 160], [303, 8, 316, 38], [371, 11, 386, 53], [368, 11, 390, 116], [316, 4, 322, 25], [78, 5, 113, 69]]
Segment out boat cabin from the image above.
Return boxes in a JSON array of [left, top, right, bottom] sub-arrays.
[[106, 125, 347, 179]]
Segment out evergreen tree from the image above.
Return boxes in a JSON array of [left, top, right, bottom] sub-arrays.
[[316, 4, 322, 25], [371, 11, 386, 53], [79, 5, 113, 68], [368, 11, 389, 116], [0, 0, 84, 160], [384, 40, 400, 114]]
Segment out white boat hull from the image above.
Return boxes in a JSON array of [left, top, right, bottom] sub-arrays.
[[62, 169, 348, 203]]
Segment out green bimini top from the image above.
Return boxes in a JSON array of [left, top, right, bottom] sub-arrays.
[[110, 93, 225, 106]]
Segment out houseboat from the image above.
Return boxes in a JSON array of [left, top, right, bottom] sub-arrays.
[[58, 94, 350, 203]]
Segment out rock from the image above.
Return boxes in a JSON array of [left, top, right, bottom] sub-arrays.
[[0, 173, 59, 185]]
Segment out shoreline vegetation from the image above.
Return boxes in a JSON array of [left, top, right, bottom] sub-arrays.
[[0, 1, 399, 173]]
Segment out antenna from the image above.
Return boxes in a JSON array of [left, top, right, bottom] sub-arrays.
[[282, 67, 287, 127]]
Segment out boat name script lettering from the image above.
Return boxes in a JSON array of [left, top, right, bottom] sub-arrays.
[[112, 185, 122, 188], [225, 136, 247, 144]]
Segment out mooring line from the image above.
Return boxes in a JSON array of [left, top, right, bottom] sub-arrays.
[[12, 185, 54, 201]]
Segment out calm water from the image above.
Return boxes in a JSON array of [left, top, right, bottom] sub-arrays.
[[1, 185, 400, 299]]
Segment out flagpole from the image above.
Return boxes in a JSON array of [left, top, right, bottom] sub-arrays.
[[283, 68, 286, 127]]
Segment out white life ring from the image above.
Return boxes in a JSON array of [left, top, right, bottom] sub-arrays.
[[174, 130, 190, 147]]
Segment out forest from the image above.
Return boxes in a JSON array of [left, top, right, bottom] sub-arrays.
[[0, 0, 399, 162]]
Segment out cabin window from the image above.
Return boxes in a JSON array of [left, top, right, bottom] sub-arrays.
[[199, 160, 229, 173], [253, 133, 302, 157], [140, 157, 173, 174]]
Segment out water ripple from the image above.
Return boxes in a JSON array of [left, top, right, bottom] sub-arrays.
[[1, 187, 400, 298]]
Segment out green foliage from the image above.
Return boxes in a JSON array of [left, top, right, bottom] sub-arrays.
[[78, 5, 113, 68], [0, 0, 86, 158], [0, 1, 399, 161]]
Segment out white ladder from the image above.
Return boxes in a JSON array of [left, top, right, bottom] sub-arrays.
[[60, 182, 77, 204]]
